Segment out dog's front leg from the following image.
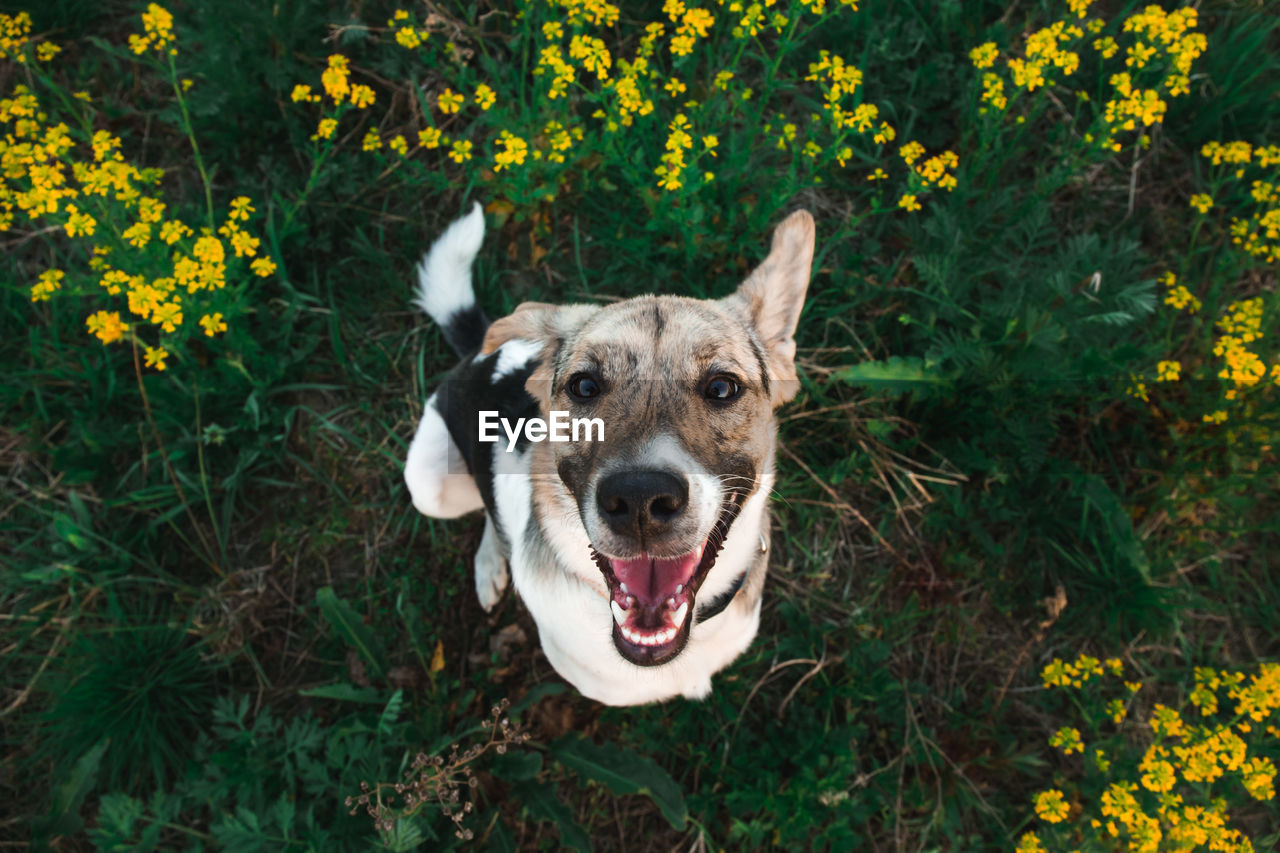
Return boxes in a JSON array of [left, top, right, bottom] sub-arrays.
[[474, 514, 509, 612]]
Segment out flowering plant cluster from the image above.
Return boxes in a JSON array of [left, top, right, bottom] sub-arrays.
[[1124, 140, 1278, 441], [1020, 653, 1278, 852], [970, 2, 1205, 157], [290, 0, 956, 221], [2, 7, 276, 373]]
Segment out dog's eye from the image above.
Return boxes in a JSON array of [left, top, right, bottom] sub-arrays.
[[704, 375, 741, 401], [568, 373, 601, 400]]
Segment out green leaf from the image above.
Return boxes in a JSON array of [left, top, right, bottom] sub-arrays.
[[42, 737, 109, 838], [550, 735, 687, 830], [830, 356, 954, 398], [299, 683, 386, 703], [512, 782, 591, 852], [315, 586, 388, 679], [380, 816, 426, 852], [379, 688, 404, 737]]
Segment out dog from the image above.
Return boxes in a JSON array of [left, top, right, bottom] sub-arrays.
[[403, 203, 813, 705]]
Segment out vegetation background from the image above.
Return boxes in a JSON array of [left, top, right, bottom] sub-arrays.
[[2, 0, 1278, 849]]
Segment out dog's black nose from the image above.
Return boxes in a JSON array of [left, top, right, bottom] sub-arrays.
[[596, 470, 688, 540]]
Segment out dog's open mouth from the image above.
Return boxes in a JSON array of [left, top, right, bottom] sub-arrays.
[[590, 501, 742, 667]]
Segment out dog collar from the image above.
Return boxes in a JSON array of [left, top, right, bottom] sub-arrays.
[[695, 570, 747, 621], [696, 531, 766, 621]]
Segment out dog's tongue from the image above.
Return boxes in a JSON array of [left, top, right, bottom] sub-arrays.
[[612, 553, 700, 605]]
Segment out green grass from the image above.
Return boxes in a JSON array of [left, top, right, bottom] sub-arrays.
[[3, 0, 1280, 849]]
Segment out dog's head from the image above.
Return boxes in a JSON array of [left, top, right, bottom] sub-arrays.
[[483, 210, 814, 667]]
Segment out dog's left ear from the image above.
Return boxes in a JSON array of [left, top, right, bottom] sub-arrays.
[[481, 301, 558, 355], [482, 301, 598, 410], [726, 209, 814, 406]]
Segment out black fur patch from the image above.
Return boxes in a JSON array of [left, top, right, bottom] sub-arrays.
[[439, 304, 491, 357], [431, 349, 540, 527]]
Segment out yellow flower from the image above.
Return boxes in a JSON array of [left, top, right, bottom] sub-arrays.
[[1150, 704, 1185, 739], [36, 42, 60, 62], [1189, 193, 1213, 214], [361, 128, 381, 151], [418, 127, 444, 149], [192, 236, 225, 265], [868, 167, 888, 181], [1156, 360, 1181, 382], [350, 84, 376, 109], [129, 3, 176, 55], [290, 84, 315, 103], [474, 83, 496, 110], [1015, 832, 1046, 853], [153, 301, 183, 333], [969, 41, 998, 69], [493, 131, 528, 172], [322, 54, 351, 103], [64, 204, 97, 237], [446, 139, 472, 163], [86, 310, 127, 344], [123, 221, 152, 247], [229, 229, 259, 257], [144, 344, 169, 371], [199, 312, 227, 337], [899, 140, 925, 164], [160, 220, 192, 244], [316, 117, 338, 140], [437, 88, 464, 114], [389, 134, 408, 156], [1034, 789, 1069, 823], [664, 77, 687, 97], [395, 26, 424, 49], [1242, 756, 1277, 801], [898, 193, 921, 212], [250, 257, 276, 277], [1049, 726, 1084, 754], [31, 269, 65, 302], [670, 34, 695, 57], [138, 197, 166, 223], [228, 196, 254, 222]]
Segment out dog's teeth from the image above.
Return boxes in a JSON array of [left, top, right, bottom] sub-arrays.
[[610, 600, 627, 627], [675, 583, 683, 594], [666, 596, 676, 609], [625, 594, 635, 608], [672, 602, 689, 628], [620, 582, 629, 594]]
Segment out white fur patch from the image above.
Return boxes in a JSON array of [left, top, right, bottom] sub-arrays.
[[413, 202, 485, 325], [490, 338, 543, 381], [404, 393, 483, 518]]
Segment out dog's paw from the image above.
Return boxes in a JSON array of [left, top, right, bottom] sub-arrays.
[[474, 517, 509, 612], [475, 552, 509, 612]]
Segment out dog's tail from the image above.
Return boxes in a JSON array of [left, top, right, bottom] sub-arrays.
[[413, 201, 490, 357]]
